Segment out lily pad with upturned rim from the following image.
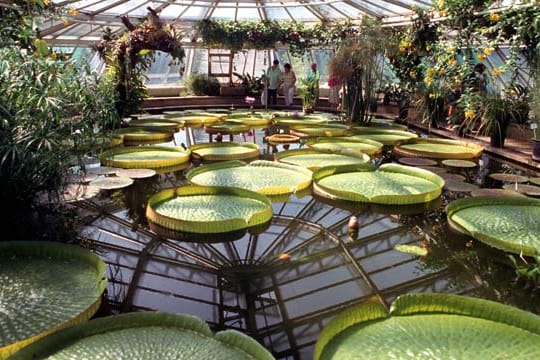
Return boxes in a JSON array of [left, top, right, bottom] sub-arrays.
[[314, 293, 540, 360], [441, 159, 478, 168], [313, 163, 444, 205], [347, 129, 418, 145], [0, 241, 107, 359], [275, 148, 370, 170], [146, 185, 273, 234], [190, 142, 260, 161], [488, 173, 530, 183], [89, 176, 134, 190], [100, 146, 190, 169], [394, 138, 483, 159], [397, 157, 438, 166], [114, 128, 175, 145], [290, 124, 350, 137], [186, 160, 312, 196], [446, 195, 540, 255], [443, 179, 479, 192], [10, 312, 274, 360], [470, 188, 525, 197], [529, 177, 540, 186], [115, 168, 157, 179], [502, 183, 540, 197], [304, 137, 384, 156]]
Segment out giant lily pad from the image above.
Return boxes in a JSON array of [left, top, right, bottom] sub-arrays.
[[146, 185, 273, 234], [0, 242, 107, 359], [446, 196, 540, 255], [10, 312, 274, 360], [114, 128, 175, 146], [100, 146, 190, 169], [190, 142, 259, 161], [272, 114, 328, 126], [314, 293, 540, 360], [128, 119, 182, 132], [290, 124, 350, 137], [223, 112, 272, 127], [348, 129, 418, 145], [394, 138, 483, 159], [304, 137, 383, 156], [275, 148, 370, 170], [186, 160, 312, 196], [313, 163, 444, 205]]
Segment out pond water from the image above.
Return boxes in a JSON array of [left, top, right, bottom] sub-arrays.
[[82, 117, 540, 360]]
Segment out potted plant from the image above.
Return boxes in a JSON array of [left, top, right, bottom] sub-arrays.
[[481, 91, 520, 148]]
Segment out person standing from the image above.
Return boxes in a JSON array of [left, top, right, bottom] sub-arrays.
[[306, 62, 320, 106], [266, 59, 282, 106], [282, 63, 296, 107], [328, 73, 340, 109]]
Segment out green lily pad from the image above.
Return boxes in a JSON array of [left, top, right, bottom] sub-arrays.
[[89, 176, 134, 190], [290, 124, 350, 137], [0, 242, 107, 359], [146, 185, 273, 234], [313, 163, 444, 205], [470, 188, 525, 197], [314, 293, 540, 360], [488, 173, 530, 183], [529, 177, 540, 186], [398, 157, 438, 166], [305, 137, 384, 156], [114, 168, 157, 179], [394, 138, 483, 159], [349, 128, 418, 145], [186, 160, 312, 196], [10, 312, 274, 360], [115, 128, 175, 146], [447, 196, 540, 255], [502, 183, 540, 197], [394, 244, 428, 256], [100, 146, 190, 169], [443, 179, 479, 192], [190, 142, 259, 161], [441, 159, 478, 168], [205, 123, 251, 135], [275, 149, 370, 170]]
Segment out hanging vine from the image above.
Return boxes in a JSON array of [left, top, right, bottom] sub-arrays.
[[94, 7, 185, 120]]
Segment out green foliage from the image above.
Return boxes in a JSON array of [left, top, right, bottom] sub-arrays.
[[233, 72, 265, 96], [186, 73, 221, 96]]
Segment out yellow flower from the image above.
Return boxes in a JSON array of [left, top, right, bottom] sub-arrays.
[[399, 47, 406, 53], [492, 68, 502, 76], [68, 9, 79, 16], [43, 0, 50, 5], [429, 93, 435, 99], [424, 76, 433, 86], [489, 12, 500, 21], [477, 53, 485, 61], [449, 59, 457, 66], [426, 68, 436, 75], [465, 109, 475, 120], [409, 71, 416, 78], [62, 19, 70, 26], [50, 52, 57, 60], [483, 48, 492, 56], [446, 47, 454, 54], [437, 0, 445, 8]]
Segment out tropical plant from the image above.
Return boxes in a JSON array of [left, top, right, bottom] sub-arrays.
[[233, 72, 265, 96], [298, 77, 318, 113], [0, 6, 119, 241], [328, 18, 389, 124], [186, 73, 221, 95], [94, 8, 185, 119]]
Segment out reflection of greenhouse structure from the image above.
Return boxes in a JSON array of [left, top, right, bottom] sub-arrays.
[[81, 189, 465, 359]]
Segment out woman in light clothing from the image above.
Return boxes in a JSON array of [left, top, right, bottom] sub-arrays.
[[282, 63, 296, 107]]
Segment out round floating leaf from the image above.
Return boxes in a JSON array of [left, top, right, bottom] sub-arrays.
[[439, 172, 466, 181], [66, 173, 98, 184], [167, 114, 221, 127], [275, 148, 369, 170], [190, 142, 259, 161], [187, 160, 312, 196], [447, 196, 540, 255], [305, 137, 383, 156], [89, 176, 134, 190], [470, 188, 525, 197], [394, 244, 428, 256], [128, 119, 182, 132], [290, 124, 350, 137], [87, 166, 120, 176], [394, 138, 483, 159], [146, 185, 273, 234], [11, 312, 274, 360], [0, 242, 107, 359], [441, 159, 478, 168], [115, 128, 175, 146], [315, 293, 540, 360], [369, 118, 408, 130], [502, 183, 540, 197], [443, 179, 478, 192], [205, 123, 251, 135], [266, 134, 300, 145], [530, 177, 540, 186], [397, 157, 438, 166], [313, 163, 444, 205], [100, 146, 190, 169], [488, 173, 529, 183], [272, 114, 328, 126], [348, 128, 418, 145], [224, 112, 272, 127], [115, 168, 157, 179]]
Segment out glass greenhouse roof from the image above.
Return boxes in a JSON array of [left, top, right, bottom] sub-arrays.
[[43, 0, 430, 45]]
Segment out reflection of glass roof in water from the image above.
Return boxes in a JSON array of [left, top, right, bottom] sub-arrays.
[[76, 126, 540, 359], [45, 0, 430, 45]]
